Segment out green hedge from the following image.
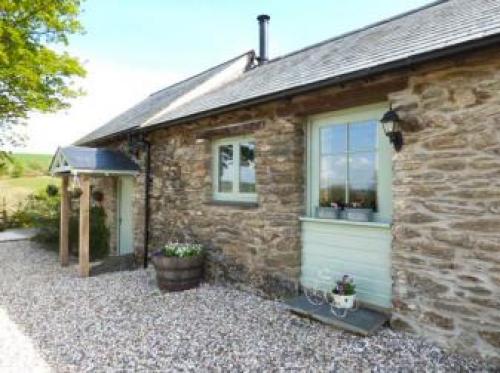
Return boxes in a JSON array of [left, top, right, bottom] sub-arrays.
[[10, 184, 110, 260], [70, 206, 110, 260]]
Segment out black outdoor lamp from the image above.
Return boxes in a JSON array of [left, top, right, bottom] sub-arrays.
[[380, 106, 403, 152]]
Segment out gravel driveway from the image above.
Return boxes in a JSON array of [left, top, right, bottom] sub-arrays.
[[0, 240, 494, 372]]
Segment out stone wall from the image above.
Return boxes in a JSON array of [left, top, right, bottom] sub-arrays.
[[92, 47, 500, 360], [143, 113, 305, 296], [390, 49, 500, 361], [92, 69, 405, 296]]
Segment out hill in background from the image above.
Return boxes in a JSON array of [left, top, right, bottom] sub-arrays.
[[0, 153, 57, 211], [1, 153, 53, 178]]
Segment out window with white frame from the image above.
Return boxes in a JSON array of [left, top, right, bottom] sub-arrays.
[[212, 137, 256, 202], [308, 104, 393, 223]]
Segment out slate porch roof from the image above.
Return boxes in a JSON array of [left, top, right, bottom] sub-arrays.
[[49, 146, 139, 175], [77, 0, 500, 145]]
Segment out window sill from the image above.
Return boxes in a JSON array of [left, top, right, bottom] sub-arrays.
[[205, 200, 259, 209], [299, 216, 391, 229]]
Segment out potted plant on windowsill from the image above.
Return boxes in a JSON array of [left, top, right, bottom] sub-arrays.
[[332, 275, 356, 309], [345, 201, 374, 222], [316, 201, 342, 219], [151, 242, 205, 292]]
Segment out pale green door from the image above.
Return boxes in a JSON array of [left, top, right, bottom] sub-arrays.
[[118, 177, 134, 255]]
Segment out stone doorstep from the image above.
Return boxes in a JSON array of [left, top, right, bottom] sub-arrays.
[[283, 295, 390, 336], [90, 254, 137, 276]]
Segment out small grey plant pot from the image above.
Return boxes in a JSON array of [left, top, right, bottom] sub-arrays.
[[316, 207, 340, 219], [345, 208, 373, 222]]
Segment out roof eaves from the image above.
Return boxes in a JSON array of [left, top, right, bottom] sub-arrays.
[[142, 32, 500, 133], [79, 32, 500, 146], [75, 51, 255, 146]]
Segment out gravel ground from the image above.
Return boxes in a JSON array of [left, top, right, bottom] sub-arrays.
[[0, 241, 495, 372]]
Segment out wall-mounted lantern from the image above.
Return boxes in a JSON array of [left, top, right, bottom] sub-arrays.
[[380, 106, 403, 152]]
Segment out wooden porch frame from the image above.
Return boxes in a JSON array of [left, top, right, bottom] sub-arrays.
[[59, 174, 91, 277], [79, 175, 90, 277], [59, 176, 70, 266]]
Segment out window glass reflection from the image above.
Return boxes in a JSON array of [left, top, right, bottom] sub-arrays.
[[218, 145, 233, 193], [349, 121, 377, 152], [318, 122, 378, 213], [321, 124, 347, 155], [240, 142, 256, 193]]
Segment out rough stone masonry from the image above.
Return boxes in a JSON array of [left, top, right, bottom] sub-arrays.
[[390, 48, 500, 361], [89, 47, 500, 362]]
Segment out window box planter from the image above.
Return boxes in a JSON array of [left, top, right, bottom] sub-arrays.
[[151, 243, 205, 292], [316, 207, 340, 219], [345, 208, 373, 222]]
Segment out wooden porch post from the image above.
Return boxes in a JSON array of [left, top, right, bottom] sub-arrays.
[[79, 175, 91, 277], [59, 175, 70, 266]]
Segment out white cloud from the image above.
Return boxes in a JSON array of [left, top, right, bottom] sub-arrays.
[[14, 57, 180, 154]]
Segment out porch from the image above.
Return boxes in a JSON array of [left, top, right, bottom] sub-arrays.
[[50, 146, 139, 277]]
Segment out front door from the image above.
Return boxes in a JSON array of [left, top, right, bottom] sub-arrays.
[[117, 176, 134, 255]]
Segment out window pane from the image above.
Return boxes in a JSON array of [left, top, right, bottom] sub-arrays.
[[320, 155, 346, 207], [218, 145, 233, 193], [240, 141, 256, 193], [349, 121, 377, 152], [321, 124, 347, 155], [348, 152, 376, 209]]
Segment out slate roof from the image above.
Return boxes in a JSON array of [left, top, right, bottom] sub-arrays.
[[76, 51, 254, 145], [50, 146, 139, 174], [78, 0, 500, 145]]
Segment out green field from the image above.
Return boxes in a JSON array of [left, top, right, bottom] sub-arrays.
[[0, 153, 58, 211], [2, 153, 53, 176]]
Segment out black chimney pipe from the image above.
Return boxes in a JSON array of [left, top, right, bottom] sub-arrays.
[[257, 14, 270, 65]]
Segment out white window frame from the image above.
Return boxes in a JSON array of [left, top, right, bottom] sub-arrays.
[[306, 102, 393, 223], [212, 136, 257, 203]]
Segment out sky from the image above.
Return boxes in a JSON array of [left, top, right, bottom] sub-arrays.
[[17, 0, 433, 154]]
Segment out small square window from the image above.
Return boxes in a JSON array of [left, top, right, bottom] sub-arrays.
[[213, 137, 257, 202]]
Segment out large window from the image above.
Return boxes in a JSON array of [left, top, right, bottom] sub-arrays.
[[320, 121, 377, 210], [308, 104, 393, 223], [213, 137, 256, 202]]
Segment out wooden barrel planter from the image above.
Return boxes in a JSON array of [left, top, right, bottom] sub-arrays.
[[151, 254, 204, 291]]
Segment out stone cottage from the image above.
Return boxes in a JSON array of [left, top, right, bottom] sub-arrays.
[[51, 0, 500, 361]]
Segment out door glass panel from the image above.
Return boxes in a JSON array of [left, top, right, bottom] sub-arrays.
[[320, 155, 346, 207], [321, 124, 347, 155], [218, 145, 233, 192], [348, 152, 376, 209], [349, 121, 377, 152], [239, 141, 256, 193]]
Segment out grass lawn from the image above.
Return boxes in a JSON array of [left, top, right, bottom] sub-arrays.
[[0, 175, 59, 211]]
